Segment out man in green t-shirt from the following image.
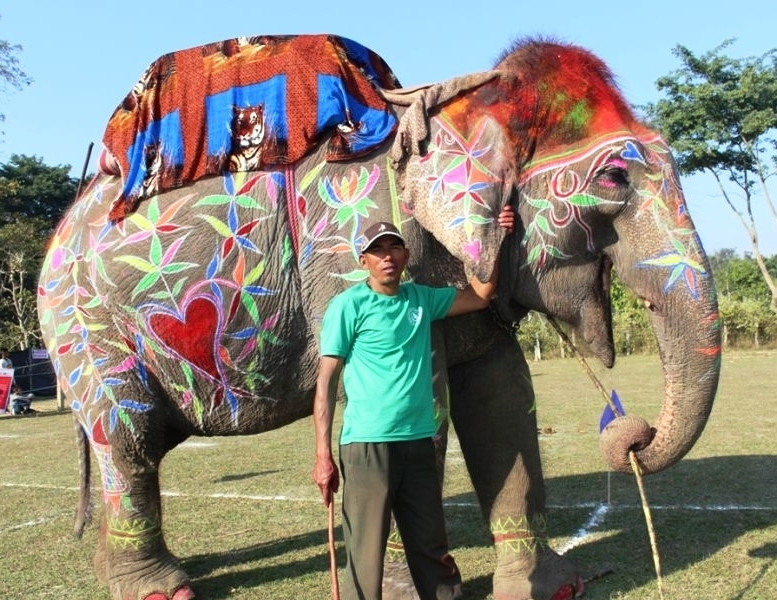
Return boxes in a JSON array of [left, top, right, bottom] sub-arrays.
[[313, 208, 513, 600]]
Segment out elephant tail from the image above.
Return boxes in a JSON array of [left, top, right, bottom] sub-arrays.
[[74, 418, 93, 539]]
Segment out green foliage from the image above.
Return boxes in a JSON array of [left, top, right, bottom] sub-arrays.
[[0, 154, 78, 349], [517, 254, 777, 358], [719, 295, 774, 347], [0, 215, 50, 348], [642, 40, 777, 314], [711, 249, 777, 347], [610, 274, 658, 355], [0, 154, 78, 226], [515, 311, 571, 360], [643, 40, 777, 180], [0, 24, 33, 128], [711, 248, 774, 301]]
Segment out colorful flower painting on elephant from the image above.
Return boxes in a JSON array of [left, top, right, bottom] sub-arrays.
[[38, 34, 720, 600]]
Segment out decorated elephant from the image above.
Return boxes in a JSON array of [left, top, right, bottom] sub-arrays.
[[38, 34, 720, 600]]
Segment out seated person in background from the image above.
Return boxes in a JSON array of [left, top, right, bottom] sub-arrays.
[[9, 384, 34, 415]]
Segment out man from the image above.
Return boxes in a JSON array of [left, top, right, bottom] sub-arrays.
[[313, 207, 514, 600], [0, 349, 12, 369], [9, 384, 34, 415]]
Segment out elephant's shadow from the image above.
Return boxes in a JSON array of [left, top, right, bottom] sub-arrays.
[[180, 455, 776, 599]]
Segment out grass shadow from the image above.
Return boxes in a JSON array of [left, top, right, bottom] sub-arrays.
[[181, 529, 331, 596], [444, 454, 776, 598]]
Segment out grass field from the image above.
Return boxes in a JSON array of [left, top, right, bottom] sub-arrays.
[[1, 350, 775, 599]]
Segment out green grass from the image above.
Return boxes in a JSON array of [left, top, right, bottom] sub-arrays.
[[1, 350, 775, 599]]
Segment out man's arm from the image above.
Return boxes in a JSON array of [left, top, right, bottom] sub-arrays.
[[447, 205, 514, 317], [312, 355, 344, 507], [446, 261, 500, 316]]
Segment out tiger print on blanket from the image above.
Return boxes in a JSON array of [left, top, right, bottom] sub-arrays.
[[228, 104, 265, 172]]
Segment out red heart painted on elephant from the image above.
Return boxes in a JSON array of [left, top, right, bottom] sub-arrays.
[[147, 296, 221, 380]]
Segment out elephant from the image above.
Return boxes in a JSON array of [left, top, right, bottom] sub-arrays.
[[38, 34, 721, 600]]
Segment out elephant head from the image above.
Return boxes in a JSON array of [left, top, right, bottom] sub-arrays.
[[498, 40, 721, 474], [418, 39, 722, 475]]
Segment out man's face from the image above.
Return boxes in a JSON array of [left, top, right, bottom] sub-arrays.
[[359, 237, 409, 287]]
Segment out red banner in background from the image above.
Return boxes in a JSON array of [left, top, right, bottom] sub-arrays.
[[0, 368, 13, 413]]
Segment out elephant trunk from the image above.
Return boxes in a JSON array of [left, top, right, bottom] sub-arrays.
[[599, 262, 721, 475]]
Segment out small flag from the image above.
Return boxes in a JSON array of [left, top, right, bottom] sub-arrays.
[[599, 389, 626, 433]]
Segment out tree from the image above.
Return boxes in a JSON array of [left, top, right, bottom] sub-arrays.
[[0, 154, 78, 227], [0, 216, 49, 349], [610, 274, 656, 355], [0, 20, 33, 130], [718, 295, 773, 348], [643, 40, 777, 315], [708, 249, 777, 347], [0, 154, 78, 349]]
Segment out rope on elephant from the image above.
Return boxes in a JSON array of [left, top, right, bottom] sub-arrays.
[[547, 317, 666, 600]]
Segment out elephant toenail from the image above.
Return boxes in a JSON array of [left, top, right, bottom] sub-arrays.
[[172, 585, 196, 600]]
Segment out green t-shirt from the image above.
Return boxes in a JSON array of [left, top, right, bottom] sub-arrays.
[[319, 281, 457, 444]]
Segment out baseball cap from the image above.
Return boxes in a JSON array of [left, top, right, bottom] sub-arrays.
[[360, 222, 406, 253]]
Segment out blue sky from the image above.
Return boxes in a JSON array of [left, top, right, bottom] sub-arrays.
[[2, 1, 775, 255]]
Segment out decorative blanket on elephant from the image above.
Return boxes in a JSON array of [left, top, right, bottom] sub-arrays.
[[101, 34, 401, 221]]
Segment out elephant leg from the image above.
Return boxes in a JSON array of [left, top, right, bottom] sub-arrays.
[[383, 325, 462, 600], [86, 399, 194, 600], [449, 334, 581, 600]]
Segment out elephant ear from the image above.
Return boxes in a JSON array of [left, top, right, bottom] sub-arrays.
[[381, 71, 500, 165], [394, 73, 517, 282]]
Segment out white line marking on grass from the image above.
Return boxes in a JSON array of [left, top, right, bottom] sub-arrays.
[[178, 441, 218, 448], [2, 482, 774, 512], [557, 503, 610, 555], [161, 490, 321, 503], [443, 499, 775, 511], [0, 515, 63, 534], [2, 482, 77, 491]]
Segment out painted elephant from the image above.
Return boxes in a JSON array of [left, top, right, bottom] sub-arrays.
[[38, 35, 720, 600]]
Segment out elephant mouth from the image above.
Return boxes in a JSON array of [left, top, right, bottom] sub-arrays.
[[585, 254, 616, 367], [601, 254, 613, 300]]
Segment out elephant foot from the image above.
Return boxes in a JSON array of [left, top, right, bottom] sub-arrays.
[[98, 545, 193, 600], [383, 560, 419, 600], [382, 560, 463, 600], [493, 549, 583, 600]]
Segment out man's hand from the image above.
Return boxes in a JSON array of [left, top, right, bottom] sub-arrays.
[[447, 204, 515, 317], [497, 204, 515, 235], [313, 455, 340, 506]]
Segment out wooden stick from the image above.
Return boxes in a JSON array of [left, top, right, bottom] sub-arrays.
[[629, 452, 665, 600], [547, 316, 665, 597], [546, 317, 621, 416], [328, 500, 340, 600], [75, 142, 94, 200]]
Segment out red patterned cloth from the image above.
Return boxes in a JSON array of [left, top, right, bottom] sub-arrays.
[[102, 35, 400, 220]]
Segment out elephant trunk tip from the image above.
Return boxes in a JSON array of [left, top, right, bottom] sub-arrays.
[[599, 415, 655, 474]]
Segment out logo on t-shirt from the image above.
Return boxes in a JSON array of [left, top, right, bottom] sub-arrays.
[[408, 306, 423, 326]]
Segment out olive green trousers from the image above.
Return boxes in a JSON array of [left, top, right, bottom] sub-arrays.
[[339, 439, 462, 600]]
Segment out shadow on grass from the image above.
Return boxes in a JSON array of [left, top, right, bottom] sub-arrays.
[[0, 408, 70, 420], [216, 470, 281, 483], [173, 455, 776, 599], [181, 528, 332, 596], [447, 454, 777, 598]]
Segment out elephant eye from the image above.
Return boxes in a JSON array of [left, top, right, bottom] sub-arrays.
[[594, 164, 630, 189]]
